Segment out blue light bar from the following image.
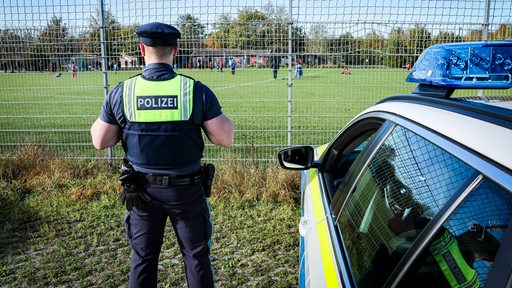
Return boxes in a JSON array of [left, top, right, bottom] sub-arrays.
[[406, 41, 512, 89]]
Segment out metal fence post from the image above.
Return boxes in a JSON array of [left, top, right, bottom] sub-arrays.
[[479, 0, 492, 99], [287, 0, 293, 146], [98, 0, 113, 164]]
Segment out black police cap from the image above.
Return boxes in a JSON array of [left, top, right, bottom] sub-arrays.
[[135, 22, 181, 46]]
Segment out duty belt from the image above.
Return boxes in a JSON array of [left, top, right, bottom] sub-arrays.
[[144, 172, 201, 186]]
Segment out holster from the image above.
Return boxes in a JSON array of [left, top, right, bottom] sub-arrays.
[[201, 163, 215, 198], [119, 158, 138, 183], [119, 158, 150, 211]]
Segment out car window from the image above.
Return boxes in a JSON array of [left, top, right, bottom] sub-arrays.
[[330, 140, 371, 187], [335, 125, 475, 287], [398, 178, 512, 287], [327, 119, 391, 206]]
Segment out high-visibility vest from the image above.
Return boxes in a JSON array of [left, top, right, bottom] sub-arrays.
[[123, 75, 194, 122], [430, 230, 480, 288], [121, 75, 202, 170]]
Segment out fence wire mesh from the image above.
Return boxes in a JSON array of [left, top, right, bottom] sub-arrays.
[[1, 0, 511, 162]]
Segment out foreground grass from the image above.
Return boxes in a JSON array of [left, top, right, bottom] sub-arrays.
[[0, 145, 301, 287]]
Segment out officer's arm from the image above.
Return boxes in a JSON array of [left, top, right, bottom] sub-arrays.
[[203, 114, 234, 147], [90, 118, 122, 150]]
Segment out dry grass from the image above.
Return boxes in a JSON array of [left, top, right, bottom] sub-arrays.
[[0, 144, 301, 204], [0, 144, 120, 201], [212, 157, 301, 204], [0, 144, 301, 287]]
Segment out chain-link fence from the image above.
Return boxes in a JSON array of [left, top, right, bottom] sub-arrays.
[[1, 0, 511, 162]]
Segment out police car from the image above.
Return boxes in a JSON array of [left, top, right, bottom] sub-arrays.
[[278, 41, 512, 288]]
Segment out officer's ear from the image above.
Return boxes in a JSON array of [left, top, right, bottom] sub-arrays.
[[171, 45, 178, 57], [140, 44, 147, 57]]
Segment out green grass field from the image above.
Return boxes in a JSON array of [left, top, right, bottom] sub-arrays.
[[0, 67, 415, 160], [0, 147, 301, 287]]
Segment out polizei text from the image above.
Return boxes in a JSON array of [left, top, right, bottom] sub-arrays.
[[137, 95, 178, 110]]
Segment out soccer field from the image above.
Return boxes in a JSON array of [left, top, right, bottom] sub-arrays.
[[0, 67, 415, 160]]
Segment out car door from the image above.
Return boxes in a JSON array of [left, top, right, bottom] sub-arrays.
[[299, 117, 390, 288], [299, 144, 342, 288], [328, 114, 512, 287]]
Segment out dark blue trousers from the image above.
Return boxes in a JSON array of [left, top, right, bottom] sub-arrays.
[[124, 182, 214, 288]]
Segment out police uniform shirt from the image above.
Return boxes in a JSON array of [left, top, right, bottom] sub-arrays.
[[98, 63, 223, 173]]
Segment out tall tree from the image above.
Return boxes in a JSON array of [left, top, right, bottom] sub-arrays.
[[118, 25, 139, 56], [463, 29, 483, 41], [35, 16, 70, 62], [361, 31, 385, 66], [230, 8, 269, 50], [306, 24, 331, 65], [177, 14, 206, 51], [0, 29, 31, 71], [386, 28, 407, 68], [491, 24, 512, 40], [88, 8, 122, 63], [205, 14, 232, 49], [335, 32, 356, 65], [262, 4, 288, 53], [206, 4, 304, 56], [307, 24, 329, 54], [292, 25, 307, 54], [406, 25, 432, 57], [432, 31, 463, 44]]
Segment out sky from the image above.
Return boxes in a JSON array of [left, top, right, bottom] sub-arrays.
[[1, 0, 511, 37]]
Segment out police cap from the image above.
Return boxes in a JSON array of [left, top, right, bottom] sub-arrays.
[[135, 22, 181, 46]]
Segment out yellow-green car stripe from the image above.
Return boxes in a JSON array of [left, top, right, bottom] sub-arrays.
[[309, 165, 339, 287]]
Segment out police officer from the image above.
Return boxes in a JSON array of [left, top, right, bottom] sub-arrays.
[[90, 22, 234, 288]]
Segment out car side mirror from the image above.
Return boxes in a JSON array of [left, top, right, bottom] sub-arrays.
[[277, 146, 315, 170]]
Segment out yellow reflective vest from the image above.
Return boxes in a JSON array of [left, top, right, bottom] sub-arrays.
[[121, 75, 203, 170], [123, 74, 194, 122], [430, 230, 480, 288]]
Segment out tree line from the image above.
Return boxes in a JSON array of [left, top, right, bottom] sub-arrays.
[[1, 4, 511, 72]]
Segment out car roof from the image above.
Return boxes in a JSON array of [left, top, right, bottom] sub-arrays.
[[361, 96, 512, 170]]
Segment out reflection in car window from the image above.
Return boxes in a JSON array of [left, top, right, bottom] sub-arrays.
[[336, 125, 475, 287], [400, 178, 512, 287], [332, 140, 371, 185]]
